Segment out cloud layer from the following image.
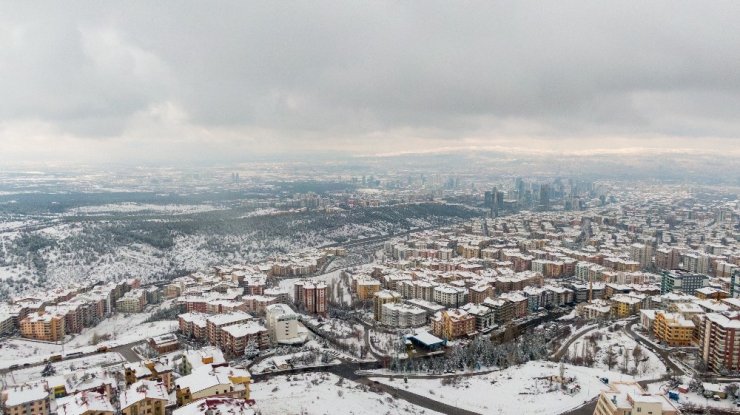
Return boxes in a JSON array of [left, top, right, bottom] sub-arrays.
[[1, 1, 740, 164]]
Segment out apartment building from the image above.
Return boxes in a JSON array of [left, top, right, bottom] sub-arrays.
[[0, 312, 14, 335], [397, 280, 438, 302], [499, 292, 528, 319], [430, 309, 476, 339], [221, 322, 269, 356], [698, 312, 740, 372], [695, 287, 729, 301], [461, 303, 495, 332], [355, 279, 382, 300], [205, 312, 253, 345], [655, 247, 682, 271], [178, 312, 208, 340], [380, 303, 426, 328], [293, 280, 327, 316], [432, 285, 467, 308], [629, 243, 654, 269], [580, 300, 612, 321], [653, 311, 695, 346], [610, 294, 644, 318], [373, 290, 401, 321], [483, 297, 513, 325], [660, 270, 708, 295], [594, 382, 679, 415], [20, 311, 65, 342], [468, 284, 494, 304], [265, 303, 300, 345], [116, 289, 147, 313]]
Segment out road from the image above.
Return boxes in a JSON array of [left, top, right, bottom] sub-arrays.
[[550, 325, 598, 361], [111, 342, 144, 363], [354, 376, 483, 415], [253, 359, 483, 415], [623, 319, 684, 377], [560, 398, 598, 415], [0, 338, 146, 375]]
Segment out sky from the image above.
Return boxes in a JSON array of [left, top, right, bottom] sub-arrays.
[[1, 1, 740, 165]]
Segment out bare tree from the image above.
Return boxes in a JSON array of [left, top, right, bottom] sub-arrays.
[[603, 346, 617, 370]]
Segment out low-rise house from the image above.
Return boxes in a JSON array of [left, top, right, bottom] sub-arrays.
[[125, 361, 174, 392], [119, 380, 169, 415], [1, 382, 52, 415], [56, 391, 114, 415], [175, 365, 251, 406], [148, 333, 180, 354]]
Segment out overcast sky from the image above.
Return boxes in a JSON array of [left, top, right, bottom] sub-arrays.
[[1, 1, 740, 164]]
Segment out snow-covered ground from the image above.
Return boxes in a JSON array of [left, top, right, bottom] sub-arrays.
[[66, 203, 226, 215], [645, 380, 738, 412], [65, 311, 177, 348], [251, 372, 442, 415], [250, 351, 340, 374], [0, 340, 97, 369], [370, 361, 633, 415], [368, 329, 408, 356], [564, 327, 666, 379], [5, 353, 124, 385], [103, 320, 178, 347]]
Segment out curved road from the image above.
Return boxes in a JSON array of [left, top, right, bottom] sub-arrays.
[[623, 318, 684, 378], [551, 325, 598, 362]]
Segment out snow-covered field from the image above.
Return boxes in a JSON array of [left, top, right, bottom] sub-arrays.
[[5, 353, 124, 385], [0, 340, 97, 369], [251, 372, 442, 415], [368, 329, 408, 356], [370, 361, 632, 415], [564, 327, 666, 379], [66, 308, 177, 348]]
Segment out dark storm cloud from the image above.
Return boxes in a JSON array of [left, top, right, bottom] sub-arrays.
[[1, 1, 740, 162]]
